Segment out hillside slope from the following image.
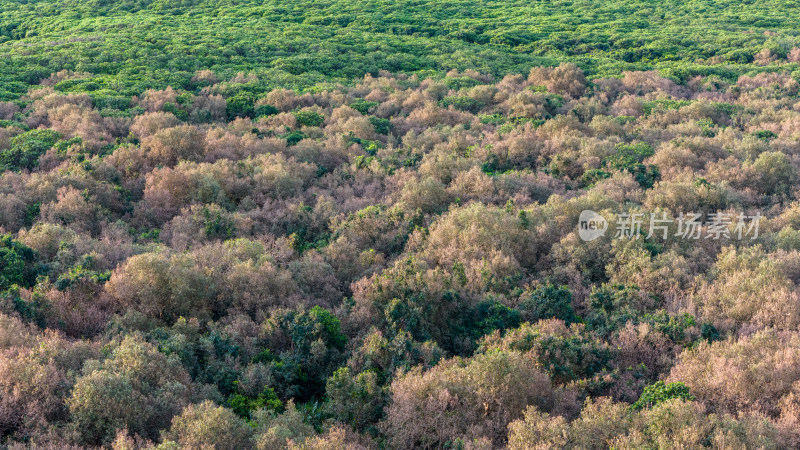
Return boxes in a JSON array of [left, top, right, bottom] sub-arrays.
[[1, 0, 799, 99]]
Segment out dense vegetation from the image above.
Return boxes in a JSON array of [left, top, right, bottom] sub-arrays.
[[3, 0, 800, 448], [3, 0, 800, 101]]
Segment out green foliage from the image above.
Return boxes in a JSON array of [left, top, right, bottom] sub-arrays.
[[632, 381, 695, 410], [586, 284, 650, 336], [308, 305, 347, 351], [440, 95, 484, 113], [0, 129, 61, 171], [479, 113, 506, 125], [605, 142, 654, 167], [0, 242, 27, 292], [147, 319, 243, 396], [481, 321, 613, 387], [444, 77, 483, 90], [4, 282, 50, 327], [644, 311, 697, 345], [603, 142, 659, 189], [0, 234, 40, 291], [641, 99, 692, 116], [580, 168, 612, 188], [254, 103, 279, 117], [700, 322, 721, 342], [282, 130, 307, 146], [350, 99, 378, 115], [754, 129, 778, 141], [263, 306, 348, 400], [225, 91, 256, 119], [228, 387, 282, 419], [372, 258, 473, 354], [162, 102, 188, 121], [2, 0, 796, 100], [201, 205, 235, 239], [92, 95, 132, 110], [54, 262, 112, 291], [516, 284, 578, 324], [369, 116, 392, 135], [293, 110, 324, 127], [324, 367, 386, 432], [469, 299, 521, 339]]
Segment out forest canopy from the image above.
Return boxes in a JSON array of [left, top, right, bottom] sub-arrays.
[[3, 0, 800, 448], [1, 0, 800, 100]]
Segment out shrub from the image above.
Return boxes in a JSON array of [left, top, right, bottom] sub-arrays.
[[293, 109, 324, 127], [0, 234, 40, 291], [253, 400, 316, 449], [324, 368, 387, 432], [479, 319, 612, 387], [67, 336, 192, 445], [440, 95, 484, 113], [528, 63, 587, 98], [750, 151, 796, 196], [0, 129, 61, 171], [350, 99, 378, 115], [383, 351, 559, 447], [261, 306, 347, 400], [368, 116, 392, 134], [226, 91, 256, 119], [105, 252, 217, 324], [254, 104, 279, 117], [163, 401, 254, 450], [516, 284, 578, 324], [140, 125, 206, 166], [632, 381, 695, 410], [669, 328, 800, 418], [0, 348, 69, 438]]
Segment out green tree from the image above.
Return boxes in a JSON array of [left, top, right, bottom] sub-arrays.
[[324, 368, 386, 432], [226, 91, 256, 119], [516, 284, 577, 324], [293, 110, 324, 127], [632, 380, 695, 410], [0, 234, 39, 291], [0, 129, 61, 171]]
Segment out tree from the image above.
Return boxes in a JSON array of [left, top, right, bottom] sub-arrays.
[[383, 351, 561, 447], [163, 401, 254, 450], [0, 234, 39, 291], [516, 284, 577, 324], [226, 91, 256, 119], [293, 109, 324, 127], [262, 306, 347, 400], [140, 125, 206, 166], [253, 400, 316, 450], [631, 381, 694, 410], [105, 252, 216, 324], [750, 151, 796, 196], [0, 129, 61, 171], [0, 348, 69, 438], [668, 329, 800, 419], [67, 336, 192, 445], [324, 368, 387, 432], [478, 319, 612, 387]]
